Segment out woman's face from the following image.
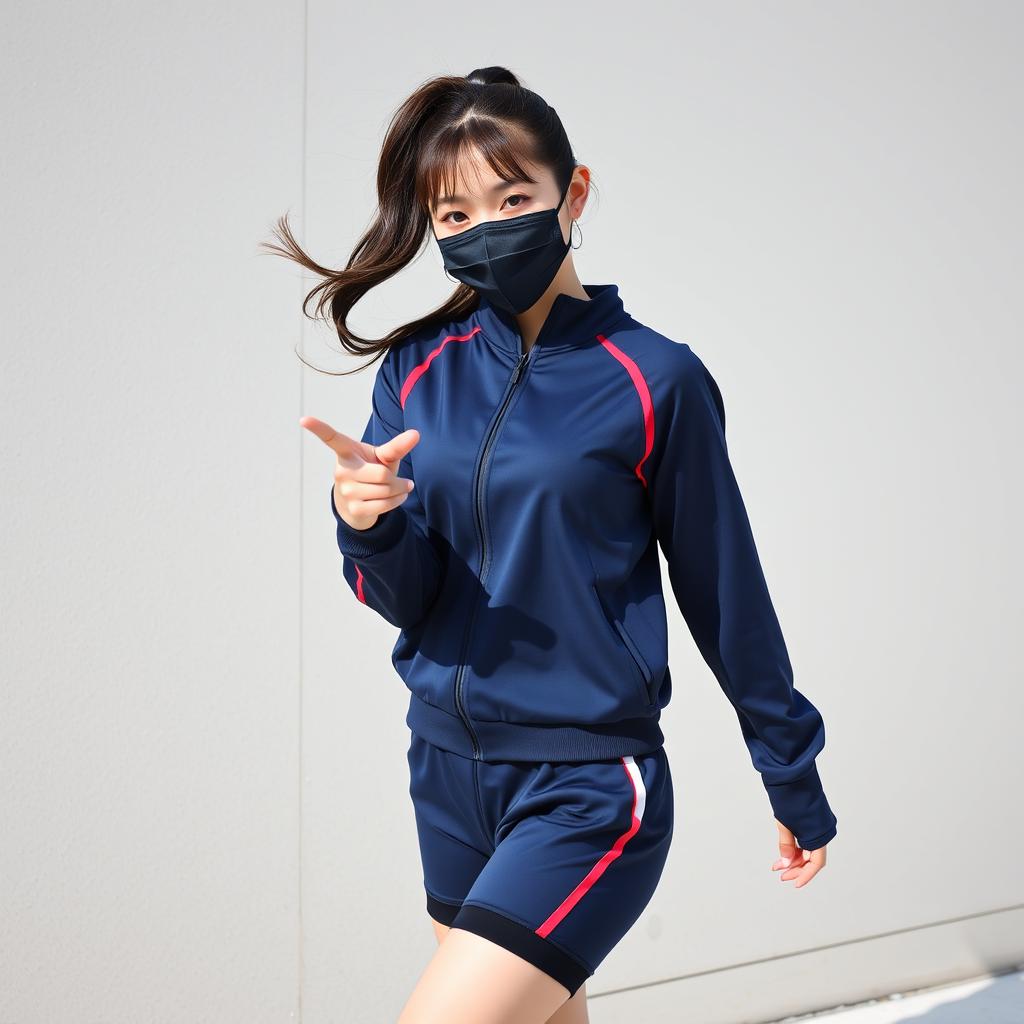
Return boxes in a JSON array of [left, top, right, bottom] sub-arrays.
[[429, 152, 582, 240]]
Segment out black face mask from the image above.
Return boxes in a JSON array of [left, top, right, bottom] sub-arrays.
[[433, 178, 573, 314]]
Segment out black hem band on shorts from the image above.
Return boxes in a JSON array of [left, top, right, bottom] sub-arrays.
[[426, 892, 462, 926], [449, 903, 592, 997]]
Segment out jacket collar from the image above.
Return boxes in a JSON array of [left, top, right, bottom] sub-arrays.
[[472, 283, 631, 355]]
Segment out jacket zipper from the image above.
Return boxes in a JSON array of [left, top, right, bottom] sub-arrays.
[[453, 345, 534, 758]]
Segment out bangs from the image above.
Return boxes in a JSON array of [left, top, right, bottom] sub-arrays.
[[418, 117, 541, 214]]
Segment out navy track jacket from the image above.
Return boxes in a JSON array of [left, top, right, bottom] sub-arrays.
[[331, 283, 838, 850]]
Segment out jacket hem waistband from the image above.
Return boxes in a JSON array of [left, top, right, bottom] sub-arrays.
[[405, 692, 665, 762]]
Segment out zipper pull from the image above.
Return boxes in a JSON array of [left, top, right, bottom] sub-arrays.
[[510, 351, 528, 385]]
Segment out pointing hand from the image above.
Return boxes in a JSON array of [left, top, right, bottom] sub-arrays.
[[300, 416, 419, 532]]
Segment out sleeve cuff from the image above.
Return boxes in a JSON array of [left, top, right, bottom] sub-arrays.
[[795, 824, 837, 851], [330, 482, 408, 558], [763, 761, 838, 851]]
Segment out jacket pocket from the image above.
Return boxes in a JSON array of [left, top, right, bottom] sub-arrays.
[[591, 582, 655, 707]]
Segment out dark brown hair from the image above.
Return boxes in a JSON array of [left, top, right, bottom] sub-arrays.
[[261, 65, 583, 375]]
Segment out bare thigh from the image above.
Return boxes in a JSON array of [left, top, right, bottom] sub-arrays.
[[400, 919, 589, 1024]]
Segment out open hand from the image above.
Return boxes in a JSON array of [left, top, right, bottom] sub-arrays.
[[771, 821, 827, 888]]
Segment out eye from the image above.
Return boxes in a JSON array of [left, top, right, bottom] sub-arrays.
[[439, 194, 532, 226]]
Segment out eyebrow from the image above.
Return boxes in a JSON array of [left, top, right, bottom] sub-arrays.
[[434, 176, 535, 210]]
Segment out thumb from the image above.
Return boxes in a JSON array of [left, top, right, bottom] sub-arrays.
[[774, 820, 799, 869], [371, 428, 421, 466]]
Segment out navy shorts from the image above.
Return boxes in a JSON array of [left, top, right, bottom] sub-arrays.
[[406, 731, 674, 997]]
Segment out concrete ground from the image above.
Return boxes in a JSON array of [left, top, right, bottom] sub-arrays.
[[768, 968, 1024, 1023]]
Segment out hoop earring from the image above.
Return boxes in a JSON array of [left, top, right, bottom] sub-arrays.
[[570, 219, 583, 250]]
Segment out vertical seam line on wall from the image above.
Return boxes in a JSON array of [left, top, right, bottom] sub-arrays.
[[298, 0, 309, 1019]]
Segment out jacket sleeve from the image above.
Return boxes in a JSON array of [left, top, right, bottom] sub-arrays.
[[330, 347, 443, 630], [646, 345, 837, 851]]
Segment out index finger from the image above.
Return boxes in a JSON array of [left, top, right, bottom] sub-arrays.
[[299, 416, 361, 459]]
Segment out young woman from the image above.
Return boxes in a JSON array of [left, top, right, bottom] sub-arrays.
[[275, 65, 838, 1024]]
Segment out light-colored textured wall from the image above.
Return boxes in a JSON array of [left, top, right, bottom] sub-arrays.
[[3, 3, 1020, 1022], [1, 3, 306, 1021]]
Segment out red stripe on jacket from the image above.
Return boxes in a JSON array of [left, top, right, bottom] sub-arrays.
[[598, 335, 654, 488]]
